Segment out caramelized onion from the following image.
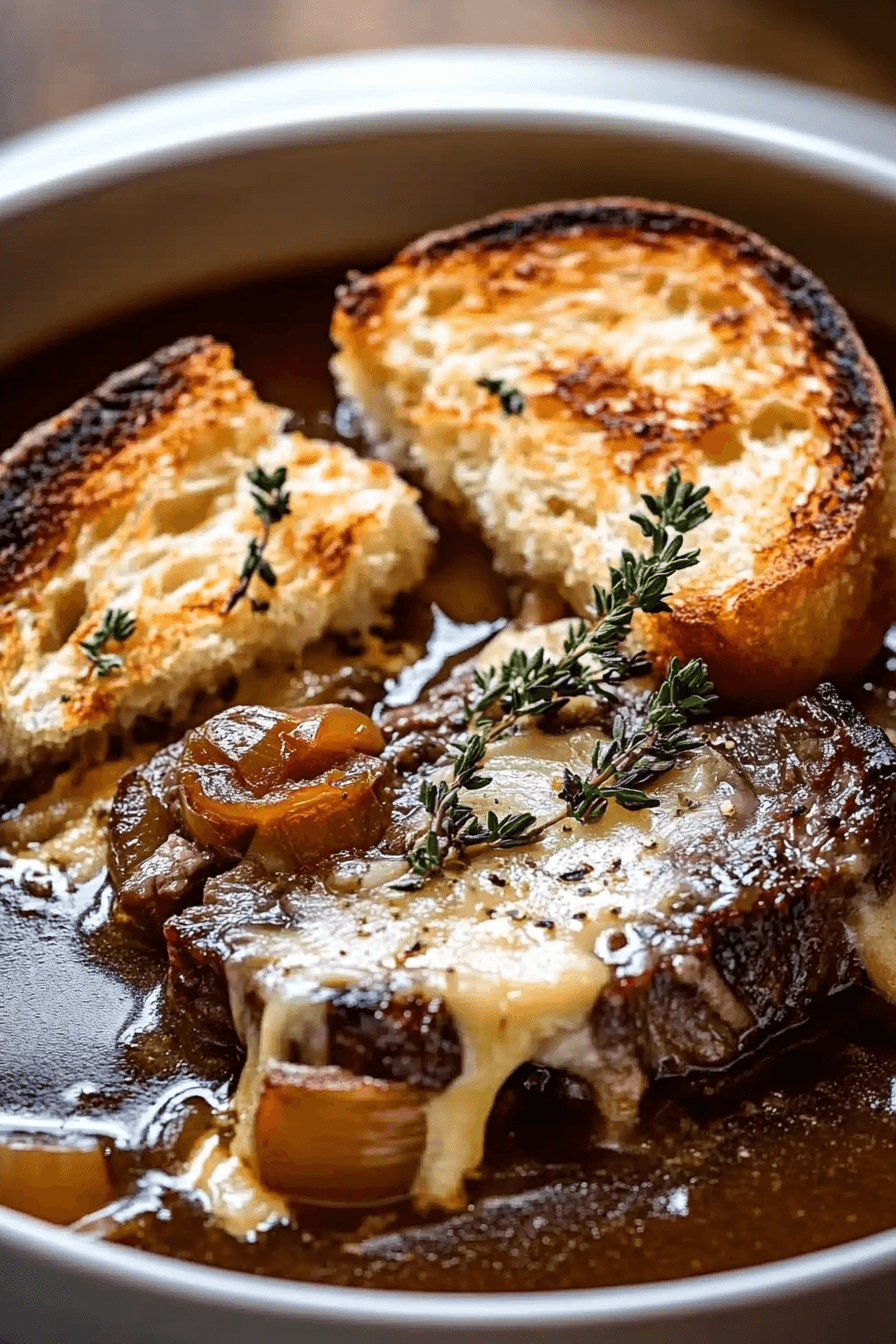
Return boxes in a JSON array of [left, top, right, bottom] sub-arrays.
[[255, 1063, 427, 1206], [0, 1133, 112, 1225], [108, 773, 174, 889], [177, 704, 389, 867]]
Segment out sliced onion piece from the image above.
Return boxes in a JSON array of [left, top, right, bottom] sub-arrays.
[[255, 1063, 427, 1206], [108, 772, 175, 889], [177, 704, 389, 865], [0, 1133, 113, 1225]]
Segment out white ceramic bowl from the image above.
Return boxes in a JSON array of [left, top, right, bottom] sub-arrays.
[[2, 46, 896, 1344]]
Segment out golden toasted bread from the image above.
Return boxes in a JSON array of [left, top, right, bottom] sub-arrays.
[[0, 337, 434, 788], [332, 198, 896, 707]]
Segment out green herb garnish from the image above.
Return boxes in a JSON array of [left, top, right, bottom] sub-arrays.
[[468, 468, 711, 741], [476, 377, 525, 416], [225, 465, 291, 614], [394, 734, 541, 890], [395, 468, 714, 889], [79, 608, 136, 677], [558, 657, 713, 825]]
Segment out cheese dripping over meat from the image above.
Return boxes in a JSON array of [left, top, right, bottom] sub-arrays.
[[223, 718, 745, 1213]]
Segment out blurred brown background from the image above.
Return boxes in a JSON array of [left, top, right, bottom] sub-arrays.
[[2, 0, 896, 143]]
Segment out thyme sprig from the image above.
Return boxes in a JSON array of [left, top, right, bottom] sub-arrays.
[[394, 734, 541, 890], [79, 608, 136, 677], [469, 468, 711, 743], [476, 377, 526, 416], [394, 468, 714, 890], [558, 658, 713, 824], [225, 465, 291, 614]]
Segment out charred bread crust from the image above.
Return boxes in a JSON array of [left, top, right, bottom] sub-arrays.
[[340, 199, 880, 445], [337, 196, 884, 517], [0, 336, 434, 790], [334, 198, 896, 706], [0, 336, 244, 601]]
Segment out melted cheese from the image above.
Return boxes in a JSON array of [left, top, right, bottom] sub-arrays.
[[0, 753, 149, 883], [182, 1131, 289, 1239], [854, 895, 896, 1004], [418, 950, 607, 1208], [228, 984, 328, 1168], [224, 711, 742, 1211]]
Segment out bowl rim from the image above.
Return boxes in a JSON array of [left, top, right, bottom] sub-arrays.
[[5, 1199, 896, 1327], [2, 45, 896, 221], [3, 43, 896, 1329]]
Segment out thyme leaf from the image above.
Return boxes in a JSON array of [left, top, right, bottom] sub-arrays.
[[559, 657, 714, 824], [392, 733, 540, 890], [225, 465, 290, 614], [476, 377, 526, 416], [79, 608, 136, 677]]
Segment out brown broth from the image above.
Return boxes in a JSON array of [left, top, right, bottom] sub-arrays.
[[0, 269, 352, 456], [2, 271, 896, 1292], [108, 992, 896, 1291]]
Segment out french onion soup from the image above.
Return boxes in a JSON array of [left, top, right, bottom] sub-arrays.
[[3, 198, 896, 1291]]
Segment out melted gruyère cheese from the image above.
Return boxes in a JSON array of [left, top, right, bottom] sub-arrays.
[[224, 716, 746, 1212], [854, 897, 896, 1005], [182, 1131, 289, 1239], [0, 753, 151, 883]]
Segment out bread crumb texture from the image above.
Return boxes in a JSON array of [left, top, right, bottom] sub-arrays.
[[0, 337, 434, 786], [332, 198, 896, 706]]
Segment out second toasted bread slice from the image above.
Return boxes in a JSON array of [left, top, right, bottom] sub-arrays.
[[0, 337, 435, 788], [332, 198, 896, 706]]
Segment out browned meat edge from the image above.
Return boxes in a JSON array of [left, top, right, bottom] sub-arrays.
[[165, 682, 896, 1096]]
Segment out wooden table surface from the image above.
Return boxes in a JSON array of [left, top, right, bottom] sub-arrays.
[[2, 0, 896, 143]]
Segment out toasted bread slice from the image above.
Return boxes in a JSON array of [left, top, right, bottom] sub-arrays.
[[332, 198, 896, 707], [0, 337, 434, 788]]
